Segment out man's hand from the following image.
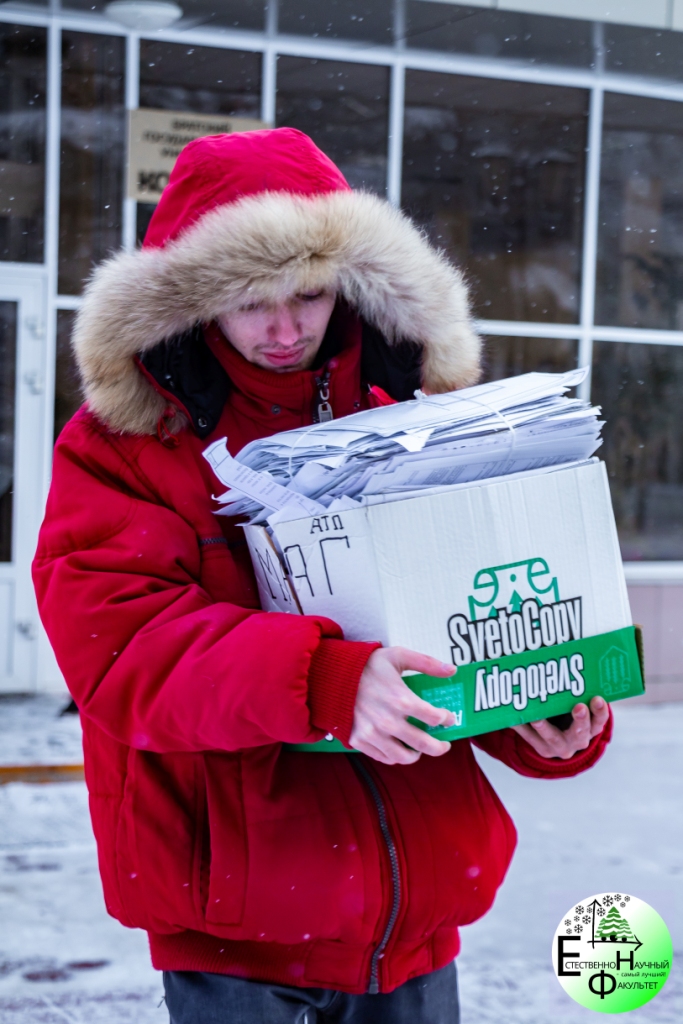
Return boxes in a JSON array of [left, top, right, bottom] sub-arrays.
[[349, 647, 457, 765], [512, 696, 609, 760]]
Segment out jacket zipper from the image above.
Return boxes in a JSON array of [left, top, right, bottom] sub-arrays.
[[313, 369, 334, 423], [349, 756, 402, 995]]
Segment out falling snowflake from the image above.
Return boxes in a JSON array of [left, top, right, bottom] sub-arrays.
[[574, 915, 580, 922], [566, 929, 572, 935], [575, 905, 584, 914], [574, 924, 583, 933], [615, 894, 622, 901], [603, 896, 613, 906], [620, 902, 626, 908], [597, 907, 606, 917], [564, 919, 572, 926], [624, 896, 630, 902], [582, 915, 591, 924]]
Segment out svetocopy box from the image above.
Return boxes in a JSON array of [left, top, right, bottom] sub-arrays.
[[245, 458, 644, 750]]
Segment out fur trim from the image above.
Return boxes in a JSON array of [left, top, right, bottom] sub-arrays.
[[73, 190, 481, 435]]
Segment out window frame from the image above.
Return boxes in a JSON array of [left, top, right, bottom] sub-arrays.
[[1, 0, 683, 575]]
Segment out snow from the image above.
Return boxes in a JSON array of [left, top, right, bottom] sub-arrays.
[[460, 703, 683, 1022], [0, 699, 681, 1022], [0, 695, 83, 767], [0, 780, 163, 1023]]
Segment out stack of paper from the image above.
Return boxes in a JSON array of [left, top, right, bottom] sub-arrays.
[[203, 368, 603, 522]]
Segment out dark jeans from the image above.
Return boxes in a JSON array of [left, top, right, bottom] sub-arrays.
[[163, 962, 459, 1024]]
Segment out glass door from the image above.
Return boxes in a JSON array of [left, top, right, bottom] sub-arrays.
[[0, 269, 48, 692]]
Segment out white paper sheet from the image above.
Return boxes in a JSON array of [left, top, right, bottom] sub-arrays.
[[204, 369, 601, 522], [203, 438, 324, 515]]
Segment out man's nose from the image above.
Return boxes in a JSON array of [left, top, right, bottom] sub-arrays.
[[268, 304, 301, 347]]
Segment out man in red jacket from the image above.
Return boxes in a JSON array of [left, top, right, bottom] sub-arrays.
[[34, 129, 610, 1023]]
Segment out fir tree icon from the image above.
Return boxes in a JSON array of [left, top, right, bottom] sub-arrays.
[[585, 898, 642, 951], [597, 906, 635, 943]]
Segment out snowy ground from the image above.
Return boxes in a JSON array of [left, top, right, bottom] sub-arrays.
[[0, 696, 681, 1023], [0, 694, 83, 767]]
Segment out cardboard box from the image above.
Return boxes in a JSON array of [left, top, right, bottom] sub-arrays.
[[244, 459, 644, 749]]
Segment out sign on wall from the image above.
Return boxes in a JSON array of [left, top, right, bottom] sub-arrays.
[[127, 108, 268, 203]]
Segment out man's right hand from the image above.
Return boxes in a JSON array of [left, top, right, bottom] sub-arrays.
[[349, 647, 458, 765]]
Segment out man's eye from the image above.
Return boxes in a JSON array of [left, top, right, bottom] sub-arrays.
[[299, 292, 324, 302], [239, 302, 263, 312]]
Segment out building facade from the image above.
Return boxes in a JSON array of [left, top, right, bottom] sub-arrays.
[[1, 0, 682, 696]]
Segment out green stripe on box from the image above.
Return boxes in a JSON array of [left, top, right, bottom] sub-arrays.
[[285, 625, 644, 753]]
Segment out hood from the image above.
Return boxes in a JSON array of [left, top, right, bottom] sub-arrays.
[[73, 127, 481, 436]]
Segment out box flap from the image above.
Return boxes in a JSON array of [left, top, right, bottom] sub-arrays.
[[271, 507, 389, 644], [244, 525, 301, 615]]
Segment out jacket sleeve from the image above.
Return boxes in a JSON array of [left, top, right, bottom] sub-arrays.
[[33, 416, 377, 754], [472, 709, 613, 779]]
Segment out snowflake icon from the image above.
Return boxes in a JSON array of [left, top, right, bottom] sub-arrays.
[[603, 896, 613, 906], [566, 929, 572, 935], [624, 896, 630, 902], [582, 915, 591, 924], [575, 905, 584, 915], [620, 902, 626, 908], [597, 907, 605, 917], [564, 919, 572, 926], [615, 894, 622, 901], [574, 924, 583, 933], [574, 915, 580, 922]]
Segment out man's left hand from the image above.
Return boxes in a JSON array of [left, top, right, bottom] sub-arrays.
[[512, 696, 609, 760]]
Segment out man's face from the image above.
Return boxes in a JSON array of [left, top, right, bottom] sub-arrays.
[[217, 290, 336, 373]]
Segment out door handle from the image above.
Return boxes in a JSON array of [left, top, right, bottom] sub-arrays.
[[16, 621, 36, 641], [25, 317, 45, 340], [23, 370, 44, 395]]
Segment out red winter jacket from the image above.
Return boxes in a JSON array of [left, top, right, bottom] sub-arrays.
[[33, 129, 611, 995]]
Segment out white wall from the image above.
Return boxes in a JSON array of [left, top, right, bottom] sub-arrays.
[[418, 0, 683, 33], [627, 584, 683, 702]]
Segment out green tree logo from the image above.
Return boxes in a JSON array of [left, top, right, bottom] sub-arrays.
[[596, 906, 635, 943], [553, 893, 673, 1013]]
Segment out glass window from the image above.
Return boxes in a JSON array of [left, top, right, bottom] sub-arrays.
[[279, 0, 393, 45], [58, 32, 125, 295], [180, 0, 265, 30], [136, 205, 155, 248], [481, 336, 577, 383], [59, 0, 265, 28], [405, 3, 594, 68], [56, 0, 109, 10], [276, 57, 390, 194], [0, 23, 46, 264], [592, 341, 683, 561], [605, 25, 683, 83], [139, 41, 261, 117], [596, 93, 683, 330], [137, 41, 262, 245], [54, 310, 81, 442], [0, 301, 17, 562], [402, 71, 588, 323]]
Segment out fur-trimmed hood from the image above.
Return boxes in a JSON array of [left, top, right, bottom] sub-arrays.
[[73, 129, 481, 436]]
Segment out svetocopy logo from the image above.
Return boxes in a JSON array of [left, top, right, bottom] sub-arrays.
[[553, 893, 672, 1012]]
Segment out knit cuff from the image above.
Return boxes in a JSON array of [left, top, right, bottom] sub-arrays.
[[515, 706, 614, 776], [308, 639, 381, 747]]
